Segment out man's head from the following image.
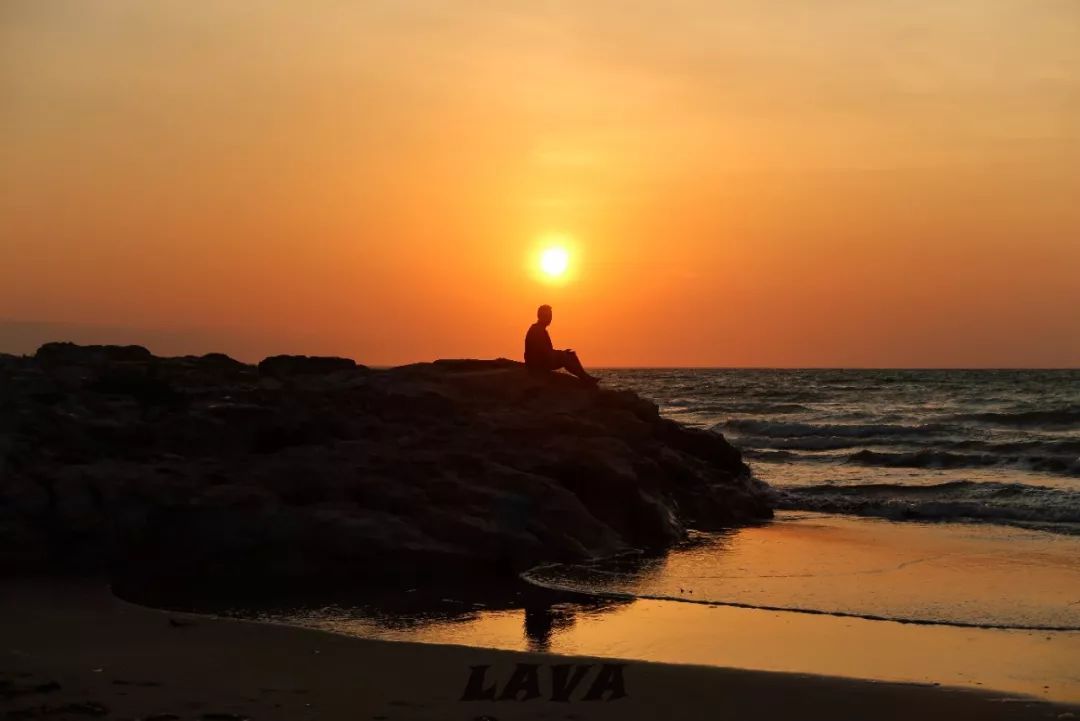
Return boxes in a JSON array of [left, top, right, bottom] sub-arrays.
[[537, 304, 552, 327]]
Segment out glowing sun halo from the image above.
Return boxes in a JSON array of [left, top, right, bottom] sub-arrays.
[[539, 246, 570, 278]]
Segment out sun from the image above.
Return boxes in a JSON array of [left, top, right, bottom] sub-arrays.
[[539, 246, 570, 278], [530, 232, 577, 284]]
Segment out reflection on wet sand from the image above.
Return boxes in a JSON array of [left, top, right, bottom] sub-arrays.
[[119, 574, 633, 649], [523, 602, 578, 652]]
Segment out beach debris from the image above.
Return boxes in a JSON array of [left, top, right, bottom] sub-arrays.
[[167, 617, 196, 628]]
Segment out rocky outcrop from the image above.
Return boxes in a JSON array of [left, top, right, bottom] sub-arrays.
[[257, 355, 361, 377], [0, 345, 771, 587]]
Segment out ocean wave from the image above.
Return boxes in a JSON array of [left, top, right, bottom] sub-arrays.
[[772, 480, 1080, 532], [735, 388, 826, 403], [733, 434, 887, 451], [694, 402, 812, 415], [734, 434, 1080, 457], [743, 449, 799, 462], [949, 406, 1080, 427], [846, 449, 1080, 476], [721, 419, 956, 439], [947, 438, 1080, 455], [737, 439, 1080, 475], [744, 447, 1080, 476]]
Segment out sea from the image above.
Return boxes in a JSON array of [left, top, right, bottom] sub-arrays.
[[599, 368, 1080, 535]]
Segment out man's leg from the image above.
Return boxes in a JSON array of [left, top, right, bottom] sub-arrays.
[[562, 350, 598, 384]]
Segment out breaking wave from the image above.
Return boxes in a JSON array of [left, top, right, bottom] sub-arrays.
[[736, 435, 1080, 455], [773, 480, 1080, 534], [948, 406, 1080, 427], [845, 449, 1080, 476], [720, 419, 956, 439]]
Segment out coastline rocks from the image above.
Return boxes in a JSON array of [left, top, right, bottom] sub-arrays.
[[257, 355, 361, 377], [35, 342, 153, 365], [0, 344, 771, 587]]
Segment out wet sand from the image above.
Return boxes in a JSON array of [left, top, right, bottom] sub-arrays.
[[212, 511, 1080, 704], [526, 512, 1080, 630], [2, 579, 1076, 721]]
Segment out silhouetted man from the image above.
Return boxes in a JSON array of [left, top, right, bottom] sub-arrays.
[[524, 305, 598, 385]]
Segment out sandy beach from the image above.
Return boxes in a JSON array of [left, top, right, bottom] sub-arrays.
[[195, 510, 1080, 706], [2, 579, 1076, 721]]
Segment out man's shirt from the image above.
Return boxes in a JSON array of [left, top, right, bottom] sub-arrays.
[[524, 323, 554, 368]]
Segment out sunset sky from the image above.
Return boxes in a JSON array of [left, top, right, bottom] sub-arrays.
[[2, 1, 1078, 367]]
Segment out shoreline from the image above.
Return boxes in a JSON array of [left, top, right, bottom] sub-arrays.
[[521, 570, 1080, 633], [206, 580, 1080, 705], [105, 511, 1080, 706], [3, 579, 1077, 721], [516, 511, 1080, 630]]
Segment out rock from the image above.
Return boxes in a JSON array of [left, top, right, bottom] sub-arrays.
[[35, 341, 152, 365], [88, 365, 182, 407], [199, 352, 246, 368], [0, 343, 772, 588], [257, 355, 361, 377]]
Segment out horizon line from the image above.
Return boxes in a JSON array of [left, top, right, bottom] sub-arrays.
[[2, 323, 1077, 371]]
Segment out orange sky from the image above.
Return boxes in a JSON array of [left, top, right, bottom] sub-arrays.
[[2, 1, 1078, 367]]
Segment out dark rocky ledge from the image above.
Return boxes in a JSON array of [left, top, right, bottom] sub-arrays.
[[0, 343, 771, 588]]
